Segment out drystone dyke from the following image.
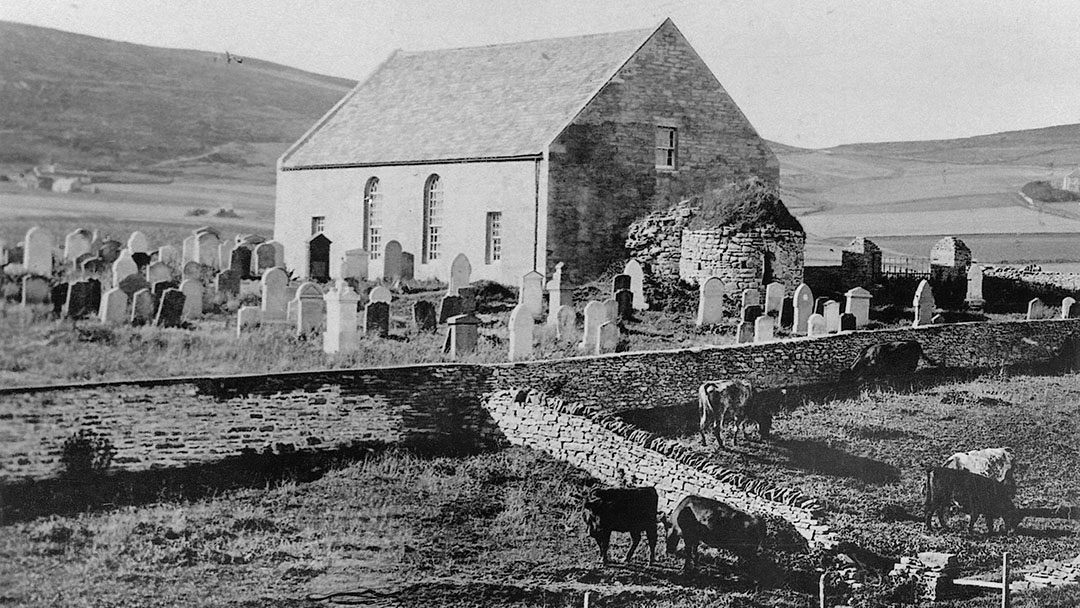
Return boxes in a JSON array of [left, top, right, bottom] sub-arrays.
[[984, 266, 1080, 294], [679, 227, 805, 292], [483, 389, 836, 548]]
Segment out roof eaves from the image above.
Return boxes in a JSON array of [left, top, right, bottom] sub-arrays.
[[281, 152, 544, 172]]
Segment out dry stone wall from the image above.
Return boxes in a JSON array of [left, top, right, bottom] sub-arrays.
[[679, 226, 805, 290]]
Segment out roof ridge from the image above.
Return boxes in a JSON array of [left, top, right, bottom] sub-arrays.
[[395, 25, 654, 56]]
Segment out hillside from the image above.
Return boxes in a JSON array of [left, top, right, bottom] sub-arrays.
[[0, 21, 355, 169]]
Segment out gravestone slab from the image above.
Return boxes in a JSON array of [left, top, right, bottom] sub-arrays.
[[780, 296, 794, 328], [602, 298, 618, 323], [253, 242, 277, 275], [438, 295, 462, 323], [764, 282, 784, 317], [545, 262, 573, 323], [913, 280, 935, 327], [382, 240, 403, 280], [814, 296, 830, 316], [368, 285, 392, 304], [808, 313, 828, 337], [519, 271, 544, 319], [157, 245, 181, 268], [261, 267, 289, 322], [364, 301, 390, 337], [152, 280, 177, 303], [445, 313, 480, 357], [127, 231, 150, 254], [508, 303, 534, 361], [323, 281, 360, 353], [231, 246, 253, 278], [182, 235, 197, 266], [741, 288, 760, 310], [130, 288, 155, 325], [754, 315, 775, 343], [596, 321, 620, 354], [295, 282, 325, 336], [22, 276, 50, 306], [64, 229, 93, 261], [86, 278, 101, 313], [624, 259, 648, 311], [182, 261, 202, 281], [823, 300, 841, 333], [112, 254, 138, 287], [614, 289, 633, 321], [612, 274, 631, 294], [65, 281, 93, 319], [236, 306, 261, 337], [844, 287, 872, 328], [966, 264, 985, 307], [736, 320, 755, 344], [218, 241, 234, 274], [742, 305, 762, 322], [99, 288, 127, 324], [180, 279, 203, 319], [413, 301, 437, 331], [839, 312, 857, 332], [118, 273, 151, 297], [555, 305, 576, 341], [1027, 298, 1048, 320], [1062, 297, 1078, 320], [458, 286, 478, 314], [448, 253, 472, 295], [696, 276, 724, 326], [23, 227, 54, 276], [400, 252, 415, 281], [579, 300, 605, 351], [341, 248, 369, 281], [155, 289, 185, 327], [50, 283, 68, 314], [216, 270, 241, 297], [195, 232, 221, 268]]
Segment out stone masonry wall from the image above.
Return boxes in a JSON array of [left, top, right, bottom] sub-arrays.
[[483, 389, 836, 548], [679, 226, 805, 291]]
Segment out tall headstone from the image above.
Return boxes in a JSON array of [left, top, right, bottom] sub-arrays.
[[195, 231, 221, 269], [50, 283, 68, 314], [913, 279, 935, 327], [965, 264, 985, 309], [261, 267, 289, 323], [65, 281, 93, 319], [448, 253, 472, 295], [807, 313, 827, 337], [382, 240, 403, 280], [217, 241, 234, 274], [23, 226, 53, 276], [596, 321, 619, 354], [216, 269, 241, 297], [438, 294, 462, 324], [130, 288, 155, 325], [323, 280, 359, 353], [253, 242, 277, 275], [86, 278, 101, 314], [1062, 297, 1078, 320], [294, 282, 324, 336], [64, 229, 93, 262], [844, 287, 873, 328], [341, 248, 369, 281], [126, 231, 149, 255], [823, 300, 841, 333], [507, 303, 534, 361], [614, 289, 633, 321], [520, 270, 544, 319], [1027, 298, 1048, 321], [180, 278, 203, 319], [612, 274, 631, 295], [181, 235, 197, 266], [764, 282, 784, 317], [579, 300, 605, 351], [741, 288, 760, 310], [623, 259, 648, 311], [155, 289, 185, 328], [157, 245, 181, 269], [21, 276, 50, 305], [413, 300, 437, 331], [754, 315, 775, 343], [780, 296, 794, 328], [445, 313, 480, 357], [364, 301, 390, 337], [696, 276, 725, 326], [231, 246, 253, 278], [112, 253, 138, 288], [545, 262, 573, 327], [99, 288, 127, 324], [793, 283, 814, 335], [554, 305, 576, 341], [400, 251, 415, 281]]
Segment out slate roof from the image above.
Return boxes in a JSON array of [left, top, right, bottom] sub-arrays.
[[281, 24, 657, 169]]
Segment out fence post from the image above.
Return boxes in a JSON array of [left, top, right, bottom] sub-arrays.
[[819, 571, 827, 608], [584, 590, 591, 608], [1001, 552, 1010, 608]]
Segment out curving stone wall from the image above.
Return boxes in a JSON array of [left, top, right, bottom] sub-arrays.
[[679, 227, 805, 291]]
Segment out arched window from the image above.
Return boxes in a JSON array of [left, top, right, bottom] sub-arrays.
[[422, 174, 442, 263], [364, 177, 381, 259]]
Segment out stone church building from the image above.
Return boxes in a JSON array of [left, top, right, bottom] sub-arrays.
[[276, 18, 777, 284]]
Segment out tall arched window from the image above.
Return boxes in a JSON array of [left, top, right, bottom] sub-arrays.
[[422, 174, 442, 263], [364, 177, 381, 259]]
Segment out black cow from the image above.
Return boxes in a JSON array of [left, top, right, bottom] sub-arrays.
[[698, 380, 769, 448], [924, 466, 1021, 534], [849, 340, 924, 378], [582, 487, 658, 565], [665, 495, 766, 572]]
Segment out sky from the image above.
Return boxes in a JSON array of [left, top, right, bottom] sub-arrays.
[[3, 0, 1080, 148]]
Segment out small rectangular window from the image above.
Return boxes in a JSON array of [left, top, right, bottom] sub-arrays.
[[311, 216, 325, 235], [486, 212, 502, 264], [656, 127, 677, 170]]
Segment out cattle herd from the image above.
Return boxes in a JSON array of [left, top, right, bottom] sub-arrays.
[[580, 341, 1025, 575]]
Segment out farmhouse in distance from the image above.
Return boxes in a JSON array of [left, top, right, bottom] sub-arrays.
[[276, 18, 778, 285]]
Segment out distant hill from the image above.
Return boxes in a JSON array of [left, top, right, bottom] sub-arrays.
[[0, 21, 355, 169]]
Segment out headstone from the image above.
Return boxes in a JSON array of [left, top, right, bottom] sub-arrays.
[[152, 280, 176, 303], [261, 267, 288, 322], [754, 315, 775, 343], [458, 286, 478, 314], [23, 227, 54, 276], [913, 280, 935, 327], [21, 276, 50, 305], [230, 246, 252, 278], [823, 300, 841, 333], [86, 278, 101, 314], [74, 252, 94, 272], [1027, 298, 1048, 321], [65, 281, 93, 319], [382, 240, 403, 280], [741, 288, 760, 310], [368, 285, 392, 304], [965, 264, 985, 308], [112, 254, 138, 287], [146, 261, 171, 286], [236, 306, 261, 336], [614, 289, 633, 321], [612, 274, 631, 294], [287, 298, 298, 325], [193, 225, 220, 238], [218, 241, 234, 274], [158, 245, 181, 268], [438, 294, 462, 324], [180, 279, 203, 319], [131, 252, 151, 270], [602, 298, 618, 323], [780, 296, 794, 328], [742, 305, 762, 322], [736, 321, 755, 344], [844, 287, 873, 328], [341, 248, 369, 281], [413, 301, 437, 331], [764, 282, 784, 317], [364, 301, 390, 337], [195, 231, 221, 268], [118, 273, 150, 297], [507, 303, 534, 361], [448, 253, 472, 295], [81, 256, 105, 275], [253, 242, 277, 275], [126, 231, 149, 254], [839, 312, 857, 332], [295, 282, 325, 336], [554, 305, 576, 341], [181, 235, 197, 266], [445, 313, 480, 357], [155, 289, 185, 327], [323, 280, 360, 353], [579, 300, 605, 351], [216, 269, 241, 297], [182, 261, 202, 281], [624, 259, 648, 311], [931, 313, 945, 324], [1062, 297, 1078, 320], [696, 276, 725, 326], [64, 229, 93, 262], [400, 251, 415, 281], [814, 296, 830, 316], [519, 270, 544, 319], [807, 313, 828, 337], [596, 321, 619, 354], [98, 240, 122, 264], [545, 263, 574, 327], [130, 288, 154, 325], [99, 288, 127, 324], [49, 283, 68, 313]]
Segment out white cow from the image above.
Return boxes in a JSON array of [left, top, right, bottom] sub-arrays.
[[941, 447, 1016, 496]]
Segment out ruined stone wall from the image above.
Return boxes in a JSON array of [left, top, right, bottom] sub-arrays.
[[624, 200, 696, 278], [482, 389, 835, 548], [678, 227, 805, 291]]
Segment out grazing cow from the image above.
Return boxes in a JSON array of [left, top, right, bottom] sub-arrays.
[[942, 447, 1016, 497], [698, 380, 765, 448], [849, 340, 924, 378], [924, 466, 1021, 534], [581, 486, 658, 565], [665, 495, 766, 572]]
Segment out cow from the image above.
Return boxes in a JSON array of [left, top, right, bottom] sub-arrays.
[[665, 495, 766, 573], [581, 486, 659, 565], [941, 447, 1016, 497], [924, 466, 1021, 534], [848, 340, 925, 379], [698, 380, 767, 448]]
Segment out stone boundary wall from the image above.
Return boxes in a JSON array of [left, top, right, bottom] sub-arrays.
[[3, 319, 1078, 481], [482, 389, 837, 548], [984, 266, 1080, 294]]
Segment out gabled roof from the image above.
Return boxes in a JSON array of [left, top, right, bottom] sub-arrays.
[[280, 23, 660, 169]]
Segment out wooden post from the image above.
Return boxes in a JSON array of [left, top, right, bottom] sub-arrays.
[[584, 590, 591, 608], [819, 571, 827, 608], [1001, 552, 1010, 608]]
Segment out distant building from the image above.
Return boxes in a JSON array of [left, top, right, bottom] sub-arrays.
[[275, 18, 778, 284], [1064, 168, 1080, 193]]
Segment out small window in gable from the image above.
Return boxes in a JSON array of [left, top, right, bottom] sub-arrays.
[[311, 216, 325, 235], [485, 212, 502, 264], [656, 126, 677, 170]]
